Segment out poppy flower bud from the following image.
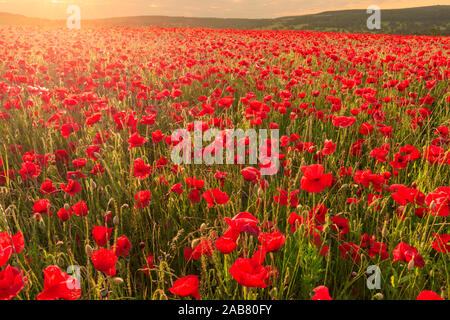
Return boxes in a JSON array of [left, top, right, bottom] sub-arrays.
[[374, 293, 384, 300], [139, 242, 145, 249], [200, 223, 207, 234], [113, 215, 119, 225], [56, 241, 64, 246], [121, 204, 129, 210], [90, 180, 97, 190], [111, 277, 124, 284], [410, 181, 417, 188], [191, 238, 200, 248], [64, 203, 71, 211], [85, 244, 93, 256]]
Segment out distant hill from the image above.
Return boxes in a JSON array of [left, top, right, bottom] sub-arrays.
[[1, 5, 449, 35]]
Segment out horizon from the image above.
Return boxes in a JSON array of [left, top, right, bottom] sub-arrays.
[[0, 1, 445, 20]]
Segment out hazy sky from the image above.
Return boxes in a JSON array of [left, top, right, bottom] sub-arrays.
[[0, 0, 445, 19]]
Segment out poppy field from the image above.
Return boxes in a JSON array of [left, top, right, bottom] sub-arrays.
[[0, 26, 449, 301]]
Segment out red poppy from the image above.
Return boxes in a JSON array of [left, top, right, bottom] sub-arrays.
[[185, 176, 205, 189], [417, 290, 443, 300], [127, 132, 147, 149], [311, 286, 332, 300], [170, 183, 183, 195], [60, 179, 82, 196], [86, 113, 102, 126], [169, 275, 201, 299], [33, 199, 53, 217], [308, 204, 328, 224], [132, 158, 152, 180], [113, 235, 132, 257], [338, 242, 361, 263], [91, 248, 117, 276], [57, 208, 73, 222], [288, 212, 306, 233], [214, 170, 228, 187], [214, 236, 237, 254], [71, 201, 88, 216], [19, 161, 41, 180], [330, 216, 349, 238], [429, 233, 450, 254], [86, 145, 101, 161], [300, 164, 333, 193], [202, 188, 229, 208], [40, 179, 58, 195], [151, 130, 165, 143], [241, 167, 260, 182], [72, 158, 87, 169], [189, 239, 213, 260], [224, 212, 260, 236], [425, 187, 450, 217], [0, 170, 15, 185], [11, 232, 25, 254], [370, 147, 389, 163], [0, 265, 27, 300], [188, 189, 201, 204], [273, 188, 300, 207], [66, 170, 86, 180], [135, 190, 151, 208], [92, 226, 112, 247], [37, 266, 81, 300], [359, 122, 373, 135], [60, 122, 79, 138], [393, 242, 425, 268], [229, 258, 269, 288], [332, 116, 357, 128], [0, 244, 12, 268], [142, 253, 155, 275], [258, 232, 286, 252], [391, 185, 425, 206], [90, 163, 104, 176], [353, 169, 386, 192]]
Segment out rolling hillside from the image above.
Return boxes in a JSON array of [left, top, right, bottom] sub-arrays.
[[0, 5, 449, 35]]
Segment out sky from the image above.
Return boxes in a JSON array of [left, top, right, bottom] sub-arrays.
[[0, 0, 446, 19]]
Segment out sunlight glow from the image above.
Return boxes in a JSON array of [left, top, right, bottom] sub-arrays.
[[0, 0, 443, 20]]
